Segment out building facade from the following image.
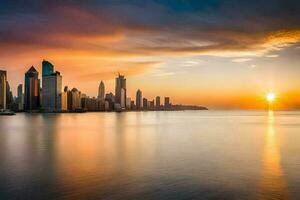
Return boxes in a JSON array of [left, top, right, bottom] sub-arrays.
[[98, 81, 105, 100], [115, 74, 126, 108], [120, 88, 126, 108], [24, 66, 40, 111], [71, 88, 81, 111], [126, 97, 131, 109], [42, 60, 62, 112], [143, 98, 148, 110], [155, 96, 160, 109], [136, 89, 142, 110], [164, 97, 170, 109], [0, 70, 6, 110], [6, 81, 14, 109], [105, 92, 115, 111], [17, 84, 24, 110], [42, 60, 54, 77], [42, 72, 62, 112], [61, 87, 68, 111], [149, 99, 155, 110]]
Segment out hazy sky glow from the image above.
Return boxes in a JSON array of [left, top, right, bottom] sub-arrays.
[[1, 0, 300, 109]]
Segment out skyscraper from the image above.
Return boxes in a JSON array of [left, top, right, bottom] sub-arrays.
[[42, 71, 62, 112], [155, 96, 160, 109], [130, 100, 135, 109], [143, 98, 148, 110], [17, 84, 24, 110], [70, 88, 81, 111], [66, 87, 73, 111], [115, 74, 126, 108], [136, 89, 142, 110], [98, 81, 105, 100], [6, 81, 13, 109], [61, 86, 68, 111], [0, 70, 6, 110], [120, 88, 126, 108], [24, 66, 40, 111], [42, 60, 62, 112], [150, 99, 155, 109], [164, 97, 170, 109], [42, 60, 54, 77], [105, 92, 115, 111], [126, 97, 131, 109]]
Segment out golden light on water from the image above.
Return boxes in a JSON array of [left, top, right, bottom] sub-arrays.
[[258, 110, 288, 199]]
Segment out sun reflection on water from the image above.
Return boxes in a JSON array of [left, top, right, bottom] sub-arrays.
[[258, 111, 288, 199]]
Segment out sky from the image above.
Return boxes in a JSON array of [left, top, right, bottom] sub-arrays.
[[1, 0, 300, 109]]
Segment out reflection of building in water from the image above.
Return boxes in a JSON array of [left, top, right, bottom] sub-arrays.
[[258, 111, 288, 199]]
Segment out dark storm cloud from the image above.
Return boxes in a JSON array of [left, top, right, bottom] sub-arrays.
[[1, 0, 300, 57]]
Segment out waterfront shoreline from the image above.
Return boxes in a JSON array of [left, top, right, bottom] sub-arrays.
[[8, 107, 208, 114]]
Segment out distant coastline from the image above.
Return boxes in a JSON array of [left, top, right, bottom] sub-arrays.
[[13, 105, 208, 114]]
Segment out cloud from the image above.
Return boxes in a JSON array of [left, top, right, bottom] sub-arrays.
[[2, 0, 300, 88], [153, 72, 175, 77], [265, 54, 279, 58], [181, 61, 202, 67], [75, 61, 162, 81], [232, 58, 252, 63], [1, 1, 300, 60]]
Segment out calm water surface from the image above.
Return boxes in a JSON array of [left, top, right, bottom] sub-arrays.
[[0, 111, 300, 200]]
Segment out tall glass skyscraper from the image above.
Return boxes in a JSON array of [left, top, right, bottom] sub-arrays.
[[70, 88, 81, 111], [98, 81, 105, 100], [115, 74, 126, 108], [155, 96, 160, 109], [136, 89, 142, 110], [17, 84, 24, 110], [0, 70, 7, 110], [42, 60, 62, 112], [164, 97, 170, 109], [24, 66, 40, 111], [6, 81, 13, 109], [42, 72, 62, 112], [42, 60, 54, 77]]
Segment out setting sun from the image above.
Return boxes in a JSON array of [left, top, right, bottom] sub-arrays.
[[266, 93, 276, 103]]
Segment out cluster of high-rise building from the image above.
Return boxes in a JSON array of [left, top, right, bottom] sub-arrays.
[[0, 60, 187, 113], [0, 70, 14, 111]]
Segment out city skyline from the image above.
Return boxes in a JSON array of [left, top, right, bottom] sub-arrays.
[[1, 1, 300, 109], [1, 59, 205, 112]]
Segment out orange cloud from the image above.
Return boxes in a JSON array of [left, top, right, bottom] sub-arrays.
[[76, 61, 162, 81]]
